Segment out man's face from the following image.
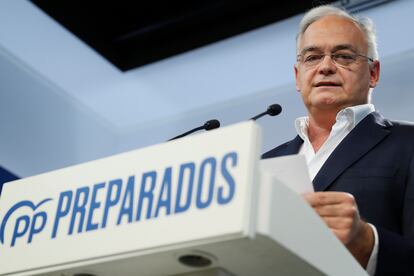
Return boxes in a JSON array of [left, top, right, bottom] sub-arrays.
[[295, 16, 380, 113]]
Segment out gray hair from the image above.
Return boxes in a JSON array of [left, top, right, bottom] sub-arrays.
[[296, 5, 379, 60]]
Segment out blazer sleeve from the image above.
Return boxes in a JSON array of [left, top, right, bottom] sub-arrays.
[[375, 150, 414, 275], [376, 227, 414, 275]]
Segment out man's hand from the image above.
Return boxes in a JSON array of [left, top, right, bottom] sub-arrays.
[[303, 191, 374, 268]]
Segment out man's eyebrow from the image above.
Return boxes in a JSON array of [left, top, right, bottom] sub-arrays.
[[299, 44, 358, 55], [298, 46, 322, 55], [331, 44, 358, 52]]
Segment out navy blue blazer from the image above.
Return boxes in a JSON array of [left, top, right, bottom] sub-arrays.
[[262, 112, 414, 275]]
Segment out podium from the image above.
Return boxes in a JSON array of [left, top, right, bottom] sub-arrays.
[[0, 122, 367, 276]]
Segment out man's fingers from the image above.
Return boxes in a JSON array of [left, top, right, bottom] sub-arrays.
[[320, 216, 354, 230], [304, 191, 355, 206], [313, 204, 358, 218], [304, 191, 362, 245]]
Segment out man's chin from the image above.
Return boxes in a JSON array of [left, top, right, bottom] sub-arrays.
[[313, 95, 340, 106], [310, 98, 345, 111]]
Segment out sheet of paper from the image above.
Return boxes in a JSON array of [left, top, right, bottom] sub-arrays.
[[260, 154, 314, 194]]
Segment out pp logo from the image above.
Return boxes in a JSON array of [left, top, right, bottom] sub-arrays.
[[0, 198, 52, 247]]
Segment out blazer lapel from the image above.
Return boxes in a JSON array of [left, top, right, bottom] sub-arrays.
[[262, 135, 303, 158], [280, 135, 304, 155], [313, 112, 392, 191]]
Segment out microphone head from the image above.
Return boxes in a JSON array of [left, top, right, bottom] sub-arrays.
[[267, 104, 282, 116], [204, 119, 220, 131]]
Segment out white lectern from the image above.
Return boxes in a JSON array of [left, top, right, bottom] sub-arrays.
[[0, 121, 367, 276]]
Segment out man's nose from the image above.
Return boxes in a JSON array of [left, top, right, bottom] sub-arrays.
[[318, 55, 337, 75]]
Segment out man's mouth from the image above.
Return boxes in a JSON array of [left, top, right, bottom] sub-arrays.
[[314, 82, 341, 87]]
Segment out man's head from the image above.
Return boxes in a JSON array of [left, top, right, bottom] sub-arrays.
[[294, 5, 380, 115]]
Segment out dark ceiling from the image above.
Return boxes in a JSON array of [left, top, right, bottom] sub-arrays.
[[31, 0, 337, 71]]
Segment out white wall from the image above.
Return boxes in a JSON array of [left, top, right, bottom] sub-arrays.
[[0, 0, 413, 177]]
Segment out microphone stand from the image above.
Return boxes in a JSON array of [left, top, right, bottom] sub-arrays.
[[250, 104, 282, 121], [168, 119, 220, 141]]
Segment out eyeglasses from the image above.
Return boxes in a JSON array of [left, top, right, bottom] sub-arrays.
[[297, 52, 374, 68]]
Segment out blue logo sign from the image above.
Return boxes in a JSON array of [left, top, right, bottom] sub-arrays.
[[0, 198, 52, 247], [0, 152, 238, 247]]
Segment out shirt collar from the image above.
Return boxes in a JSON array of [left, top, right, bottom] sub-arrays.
[[295, 103, 375, 140]]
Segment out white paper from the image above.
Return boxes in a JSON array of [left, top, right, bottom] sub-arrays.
[[260, 154, 314, 194]]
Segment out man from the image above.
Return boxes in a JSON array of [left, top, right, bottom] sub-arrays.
[[262, 5, 414, 276]]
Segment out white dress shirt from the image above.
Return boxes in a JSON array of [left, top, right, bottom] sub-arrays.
[[295, 104, 378, 275]]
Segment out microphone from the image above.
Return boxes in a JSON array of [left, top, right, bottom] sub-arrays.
[[168, 119, 220, 141], [250, 103, 282, 121]]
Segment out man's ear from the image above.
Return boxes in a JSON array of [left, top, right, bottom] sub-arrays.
[[294, 64, 301, 92], [369, 60, 380, 88]]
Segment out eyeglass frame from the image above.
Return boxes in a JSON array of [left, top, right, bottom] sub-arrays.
[[296, 48, 374, 68]]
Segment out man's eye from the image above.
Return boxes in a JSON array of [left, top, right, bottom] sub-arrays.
[[334, 54, 355, 60], [304, 55, 323, 62]]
